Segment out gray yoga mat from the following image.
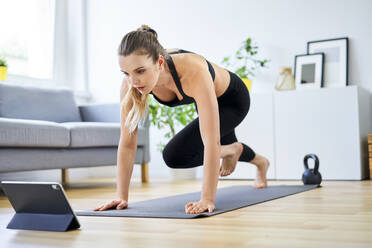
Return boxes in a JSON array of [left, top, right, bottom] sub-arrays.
[[75, 184, 320, 219]]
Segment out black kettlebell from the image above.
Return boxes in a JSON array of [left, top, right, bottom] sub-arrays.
[[302, 154, 322, 185]]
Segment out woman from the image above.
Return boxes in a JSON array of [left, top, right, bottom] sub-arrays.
[[94, 25, 270, 214]]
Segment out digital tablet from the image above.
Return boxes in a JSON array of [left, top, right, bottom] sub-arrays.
[[0, 181, 81, 231]]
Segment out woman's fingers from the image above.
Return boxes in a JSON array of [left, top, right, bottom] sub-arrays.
[[94, 199, 122, 211], [186, 202, 195, 207], [185, 201, 208, 214], [103, 200, 119, 210], [186, 205, 198, 213], [94, 204, 107, 211], [185, 202, 195, 212], [100, 203, 112, 211], [116, 201, 128, 209]]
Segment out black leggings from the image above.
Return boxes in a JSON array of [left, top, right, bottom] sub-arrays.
[[162, 70, 256, 169]]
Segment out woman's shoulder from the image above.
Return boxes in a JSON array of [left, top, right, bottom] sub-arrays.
[[168, 50, 213, 98], [169, 50, 206, 76]]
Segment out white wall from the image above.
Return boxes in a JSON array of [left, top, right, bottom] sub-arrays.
[[82, 0, 372, 179], [87, 0, 372, 102], [3, 0, 370, 183]]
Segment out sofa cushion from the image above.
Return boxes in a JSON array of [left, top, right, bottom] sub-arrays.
[[79, 103, 120, 122], [60, 122, 148, 147], [61, 122, 121, 147], [0, 82, 82, 123], [0, 117, 70, 147]]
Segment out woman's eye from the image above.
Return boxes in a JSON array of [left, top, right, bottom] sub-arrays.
[[137, 70, 145, 74]]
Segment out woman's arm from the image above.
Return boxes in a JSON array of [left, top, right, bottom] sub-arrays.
[[195, 84, 221, 203], [116, 78, 138, 201], [200, 140, 221, 203], [116, 137, 137, 201], [94, 79, 137, 211], [185, 67, 221, 205]]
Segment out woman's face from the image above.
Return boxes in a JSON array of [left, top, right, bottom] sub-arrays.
[[119, 52, 164, 94]]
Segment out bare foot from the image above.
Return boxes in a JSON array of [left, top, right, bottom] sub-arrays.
[[251, 154, 270, 189], [219, 142, 243, 177]]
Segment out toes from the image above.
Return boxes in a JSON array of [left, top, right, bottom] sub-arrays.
[[222, 170, 230, 176], [253, 182, 267, 189]]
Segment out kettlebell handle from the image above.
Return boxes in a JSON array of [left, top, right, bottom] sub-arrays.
[[303, 154, 319, 174]]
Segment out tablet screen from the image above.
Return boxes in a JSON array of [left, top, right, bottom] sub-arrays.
[[0, 181, 80, 221]]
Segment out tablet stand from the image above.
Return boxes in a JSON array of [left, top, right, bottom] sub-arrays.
[[7, 212, 80, 232]]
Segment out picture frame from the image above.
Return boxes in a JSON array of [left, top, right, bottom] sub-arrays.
[[294, 53, 324, 90], [307, 37, 348, 88]]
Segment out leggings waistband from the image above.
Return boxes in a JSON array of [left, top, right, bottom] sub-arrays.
[[217, 70, 249, 102]]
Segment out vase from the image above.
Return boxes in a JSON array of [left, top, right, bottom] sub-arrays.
[[275, 67, 295, 91], [170, 167, 197, 180], [241, 78, 252, 92], [0, 66, 7, 81]]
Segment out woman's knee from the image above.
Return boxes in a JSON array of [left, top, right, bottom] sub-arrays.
[[162, 143, 179, 168], [162, 142, 203, 169]]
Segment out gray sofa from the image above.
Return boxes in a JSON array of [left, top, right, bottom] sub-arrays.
[[0, 82, 150, 185]]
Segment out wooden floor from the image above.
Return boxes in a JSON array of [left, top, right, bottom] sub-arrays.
[[0, 177, 371, 248]]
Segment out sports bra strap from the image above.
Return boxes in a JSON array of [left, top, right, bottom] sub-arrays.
[[167, 49, 215, 80], [165, 49, 216, 98], [168, 49, 194, 54], [164, 54, 189, 99]]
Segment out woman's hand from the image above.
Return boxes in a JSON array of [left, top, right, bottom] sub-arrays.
[[94, 199, 128, 211], [185, 199, 215, 214]]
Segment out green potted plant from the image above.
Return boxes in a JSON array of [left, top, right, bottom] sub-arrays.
[[0, 56, 8, 81], [221, 38, 270, 91]]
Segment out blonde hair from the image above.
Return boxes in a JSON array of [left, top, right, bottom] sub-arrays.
[[118, 25, 167, 134]]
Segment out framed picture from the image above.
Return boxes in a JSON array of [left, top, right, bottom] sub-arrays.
[[294, 53, 324, 90], [307, 37, 348, 88]]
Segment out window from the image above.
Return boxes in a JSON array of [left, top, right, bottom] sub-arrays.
[[0, 0, 55, 79]]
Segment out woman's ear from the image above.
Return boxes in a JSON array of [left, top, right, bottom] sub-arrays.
[[158, 55, 165, 69]]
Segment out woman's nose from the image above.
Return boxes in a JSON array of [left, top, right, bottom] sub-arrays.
[[129, 77, 140, 85]]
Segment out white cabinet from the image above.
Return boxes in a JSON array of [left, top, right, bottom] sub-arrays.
[[227, 85, 370, 180], [274, 86, 370, 180]]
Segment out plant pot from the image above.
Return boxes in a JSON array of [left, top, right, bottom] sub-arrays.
[[241, 78, 252, 92], [170, 167, 197, 180], [0, 66, 7, 81]]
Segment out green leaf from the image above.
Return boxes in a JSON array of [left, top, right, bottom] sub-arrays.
[[0, 56, 8, 67], [220, 37, 269, 80]]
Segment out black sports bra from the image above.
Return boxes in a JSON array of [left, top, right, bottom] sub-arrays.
[[149, 49, 215, 107]]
